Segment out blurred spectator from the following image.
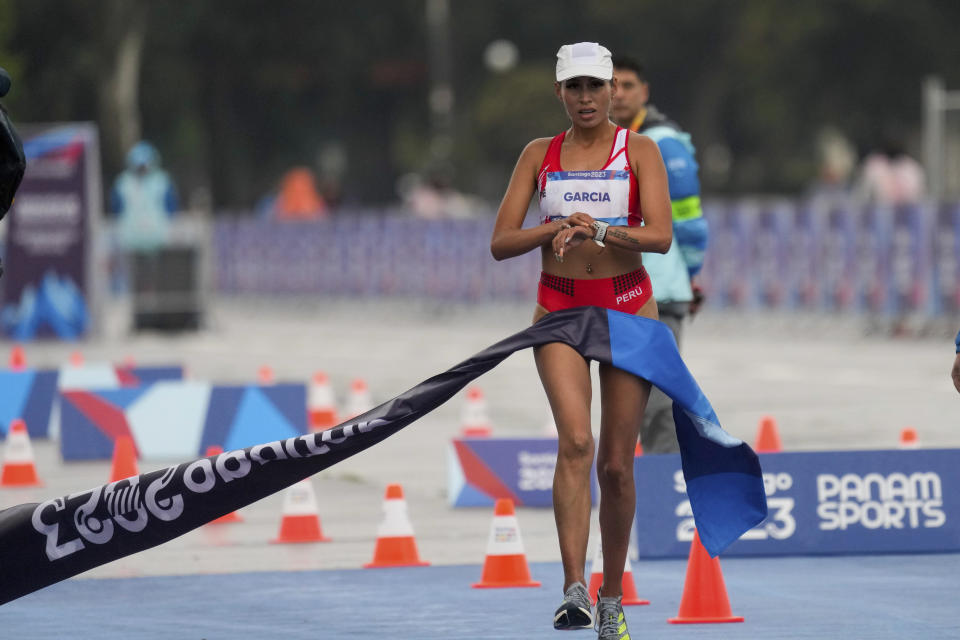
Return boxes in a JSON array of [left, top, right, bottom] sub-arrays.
[[317, 175, 343, 210], [110, 141, 203, 331], [807, 127, 857, 205], [110, 141, 179, 251], [611, 55, 708, 454], [398, 170, 481, 219], [854, 139, 925, 206]]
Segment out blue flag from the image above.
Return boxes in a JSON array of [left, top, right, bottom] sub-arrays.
[[606, 310, 767, 554]]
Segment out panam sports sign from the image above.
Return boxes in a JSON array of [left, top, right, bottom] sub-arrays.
[[634, 449, 959, 557]]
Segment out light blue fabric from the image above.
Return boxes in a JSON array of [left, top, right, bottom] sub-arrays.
[[641, 125, 708, 289], [606, 309, 768, 556], [647, 130, 700, 200], [126, 141, 160, 170], [111, 141, 179, 251], [112, 171, 177, 251], [642, 240, 693, 303], [674, 215, 708, 277]]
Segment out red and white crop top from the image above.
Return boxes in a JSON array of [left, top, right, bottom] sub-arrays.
[[536, 126, 642, 227]]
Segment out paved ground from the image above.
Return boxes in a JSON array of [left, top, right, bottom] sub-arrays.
[[4, 556, 959, 639], [1, 298, 958, 635]]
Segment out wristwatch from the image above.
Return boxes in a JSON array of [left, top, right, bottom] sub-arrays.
[[591, 220, 609, 246]]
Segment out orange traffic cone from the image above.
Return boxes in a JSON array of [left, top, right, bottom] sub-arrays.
[[205, 446, 243, 523], [345, 378, 373, 419], [753, 415, 782, 453], [308, 371, 338, 431], [1, 419, 43, 487], [668, 530, 744, 624], [364, 484, 430, 568], [8, 344, 26, 370], [587, 538, 650, 605], [461, 386, 492, 437], [69, 350, 84, 367], [472, 499, 541, 588], [271, 478, 331, 543], [899, 426, 919, 449], [109, 435, 139, 482], [634, 440, 643, 457], [257, 365, 274, 385]]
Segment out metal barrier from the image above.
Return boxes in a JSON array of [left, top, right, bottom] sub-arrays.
[[214, 215, 539, 302], [698, 200, 960, 316], [212, 202, 960, 316]]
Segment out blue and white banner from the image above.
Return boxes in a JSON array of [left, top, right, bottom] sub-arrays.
[[635, 449, 960, 557], [1, 123, 102, 339], [447, 437, 598, 508]]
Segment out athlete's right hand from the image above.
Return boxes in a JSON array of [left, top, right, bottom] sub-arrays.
[[565, 212, 596, 229], [553, 224, 593, 261]]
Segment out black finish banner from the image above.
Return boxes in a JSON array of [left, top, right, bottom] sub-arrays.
[[0, 307, 765, 605]]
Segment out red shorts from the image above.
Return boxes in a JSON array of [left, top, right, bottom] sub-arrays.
[[537, 268, 652, 314]]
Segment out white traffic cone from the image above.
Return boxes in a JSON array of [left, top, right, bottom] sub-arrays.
[[1, 419, 43, 487], [461, 386, 492, 437], [472, 499, 540, 588], [308, 371, 339, 431], [364, 483, 429, 568], [345, 378, 373, 419], [271, 479, 331, 543], [587, 536, 649, 605]]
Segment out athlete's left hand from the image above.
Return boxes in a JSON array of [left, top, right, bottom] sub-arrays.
[[689, 282, 706, 317], [951, 353, 960, 394]]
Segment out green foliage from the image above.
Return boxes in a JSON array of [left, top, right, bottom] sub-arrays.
[[3, 0, 959, 206], [0, 0, 22, 81]]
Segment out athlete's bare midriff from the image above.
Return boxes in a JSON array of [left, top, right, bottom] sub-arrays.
[[538, 241, 642, 280]]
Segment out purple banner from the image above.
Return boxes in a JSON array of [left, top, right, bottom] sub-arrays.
[[1, 124, 100, 339]]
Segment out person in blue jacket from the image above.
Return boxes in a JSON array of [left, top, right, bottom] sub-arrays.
[[611, 56, 708, 454], [110, 141, 179, 252]]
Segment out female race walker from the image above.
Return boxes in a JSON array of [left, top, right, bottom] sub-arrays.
[[490, 42, 672, 640]]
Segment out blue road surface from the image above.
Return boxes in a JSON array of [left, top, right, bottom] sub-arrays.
[[2, 556, 958, 639]]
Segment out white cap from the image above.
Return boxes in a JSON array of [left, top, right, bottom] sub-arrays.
[[555, 42, 613, 82]]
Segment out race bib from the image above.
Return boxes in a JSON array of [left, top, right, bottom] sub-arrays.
[[539, 170, 630, 223]]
